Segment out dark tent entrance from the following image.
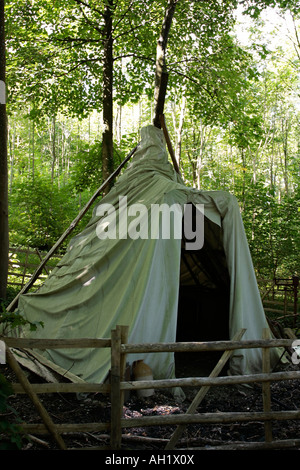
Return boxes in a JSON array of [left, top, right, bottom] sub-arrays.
[[175, 204, 230, 376]]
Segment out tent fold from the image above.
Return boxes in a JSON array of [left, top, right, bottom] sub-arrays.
[[15, 125, 280, 385]]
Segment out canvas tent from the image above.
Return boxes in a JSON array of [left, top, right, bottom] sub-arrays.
[[15, 125, 280, 386]]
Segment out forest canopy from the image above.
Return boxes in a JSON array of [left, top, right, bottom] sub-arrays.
[[2, 0, 300, 298]]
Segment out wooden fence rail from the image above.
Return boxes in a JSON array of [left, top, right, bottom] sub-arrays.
[[2, 326, 300, 451], [7, 247, 63, 289], [258, 276, 299, 328]]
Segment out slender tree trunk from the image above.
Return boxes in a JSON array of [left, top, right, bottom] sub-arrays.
[[153, 0, 178, 129], [115, 104, 122, 145], [0, 0, 8, 299], [241, 149, 246, 212], [173, 95, 186, 167], [281, 114, 290, 196], [32, 120, 35, 183], [51, 115, 56, 183], [9, 116, 15, 193], [187, 152, 197, 188], [154, 0, 178, 107], [28, 110, 31, 174], [102, 0, 114, 192]]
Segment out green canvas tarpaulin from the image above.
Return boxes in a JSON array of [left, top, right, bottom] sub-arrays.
[[16, 125, 280, 385]]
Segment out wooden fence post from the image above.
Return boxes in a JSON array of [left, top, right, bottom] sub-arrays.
[[110, 325, 128, 450], [262, 328, 273, 443], [119, 325, 129, 411]]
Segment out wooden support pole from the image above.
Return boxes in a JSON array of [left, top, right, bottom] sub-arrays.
[[160, 113, 181, 175], [262, 328, 273, 443], [5, 346, 67, 450], [165, 329, 246, 450], [110, 326, 122, 450], [6, 145, 138, 312]]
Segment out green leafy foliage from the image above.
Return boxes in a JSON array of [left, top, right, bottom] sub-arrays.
[[4, 0, 300, 284], [9, 175, 88, 250], [242, 0, 300, 18], [0, 306, 44, 335], [71, 140, 103, 193], [0, 290, 43, 449], [0, 375, 24, 450], [1, 0, 298, 450]]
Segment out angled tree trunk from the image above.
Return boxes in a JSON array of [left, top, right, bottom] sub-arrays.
[[153, 0, 179, 127], [102, 0, 114, 192], [0, 0, 8, 299]]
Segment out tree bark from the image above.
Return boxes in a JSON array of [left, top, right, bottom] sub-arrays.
[[51, 115, 56, 183], [281, 114, 290, 196], [0, 0, 8, 299], [102, 0, 114, 192], [154, 0, 178, 105], [153, 0, 178, 128]]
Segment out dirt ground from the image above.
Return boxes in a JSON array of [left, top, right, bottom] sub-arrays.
[[1, 352, 300, 451]]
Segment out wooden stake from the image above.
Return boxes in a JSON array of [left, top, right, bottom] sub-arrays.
[[165, 329, 246, 450], [5, 346, 67, 450]]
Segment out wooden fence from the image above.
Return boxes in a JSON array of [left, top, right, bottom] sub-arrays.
[[259, 277, 299, 328], [2, 325, 300, 451], [7, 247, 62, 289]]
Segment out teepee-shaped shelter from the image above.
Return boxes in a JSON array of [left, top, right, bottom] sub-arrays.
[[14, 125, 279, 384]]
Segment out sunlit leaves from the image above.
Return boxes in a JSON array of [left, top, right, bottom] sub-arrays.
[[241, 0, 300, 18], [6, 0, 243, 121]]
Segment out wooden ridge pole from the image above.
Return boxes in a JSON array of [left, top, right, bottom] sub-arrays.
[[6, 145, 138, 312]]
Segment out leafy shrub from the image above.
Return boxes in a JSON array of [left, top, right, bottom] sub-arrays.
[[0, 375, 23, 450]]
